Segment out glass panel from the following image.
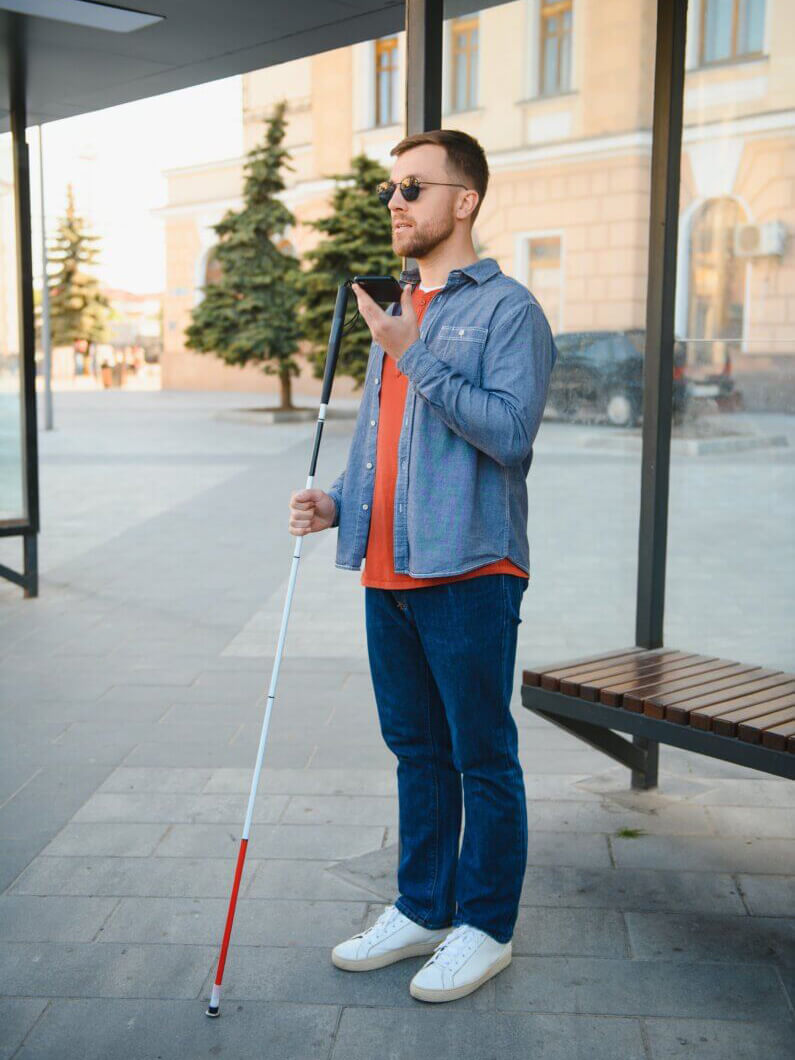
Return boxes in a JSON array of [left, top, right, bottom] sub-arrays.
[[665, 2, 793, 671], [391, 64, 400, 124], [378, 70, 387, 125], [470, 27, 478, 107], [0, 131, 25, 524], [560, 21, 571, 91], [442, 0, 657, 660], [454, 43, 467, 111], [703, 0, 733, 63], [527, 237, 562, 333], [737, 0, 765, 55]]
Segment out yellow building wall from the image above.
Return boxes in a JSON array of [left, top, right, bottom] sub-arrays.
[[160, 0, 794, 402]]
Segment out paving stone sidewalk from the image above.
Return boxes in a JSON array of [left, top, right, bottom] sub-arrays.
[[0, 390, 792, 1059]]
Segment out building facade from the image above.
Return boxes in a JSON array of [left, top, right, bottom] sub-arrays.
[[159, 0, 794, 408]]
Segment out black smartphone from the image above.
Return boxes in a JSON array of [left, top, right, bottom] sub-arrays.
[[351, 275, 405, 304]]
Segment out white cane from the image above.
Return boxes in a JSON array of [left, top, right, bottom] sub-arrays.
[[205, 281, 353, 1018]]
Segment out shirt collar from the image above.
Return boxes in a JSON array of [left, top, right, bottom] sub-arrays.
[[399, 256, 500, 288]]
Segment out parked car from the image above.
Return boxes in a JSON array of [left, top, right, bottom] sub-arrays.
[[548, 329, 691, 427]]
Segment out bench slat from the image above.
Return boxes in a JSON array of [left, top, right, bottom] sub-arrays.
[[628, 666, 769, 716], [592, 655, 723, 706], [522, 647, 645, 688], [619, 664, 761, 714], [688, 679, 795, 730], [738, 701, 795, 744], [538, 649, 658, 691], [660, 672, 791, 724], [564, 651, 700, 699], [761, 719, 795, 752], [711, 693, 795, 738]]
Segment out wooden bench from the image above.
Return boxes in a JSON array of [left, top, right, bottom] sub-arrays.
[[521, 647, 795, 788]]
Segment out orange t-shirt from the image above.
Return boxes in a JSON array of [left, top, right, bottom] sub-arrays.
[[360, 284, 529, 590]]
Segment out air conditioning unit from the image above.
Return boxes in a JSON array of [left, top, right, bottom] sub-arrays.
[[733, 221, 787, 258]]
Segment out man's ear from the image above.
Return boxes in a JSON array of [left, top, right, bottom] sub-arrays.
[[460, 189, 479, 220]]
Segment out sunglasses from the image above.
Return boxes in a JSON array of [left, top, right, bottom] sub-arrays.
[[376, 175, 469, 205]]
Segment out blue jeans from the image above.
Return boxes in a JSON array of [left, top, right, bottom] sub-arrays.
[[364, 573, 529, 944]]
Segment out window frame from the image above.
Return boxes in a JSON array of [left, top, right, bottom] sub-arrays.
[[374, 35, 400, 127], [450, 15, 479, 113], [698, 0, 766, 67], [539, 0, 573, 97]]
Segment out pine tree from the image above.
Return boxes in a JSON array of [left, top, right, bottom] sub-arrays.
[[185, 99, 303, 409], [299, 153, 400, 389], [45, 184, 110, 371]]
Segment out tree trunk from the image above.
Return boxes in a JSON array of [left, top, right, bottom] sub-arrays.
[[278, 363, 294, 410]]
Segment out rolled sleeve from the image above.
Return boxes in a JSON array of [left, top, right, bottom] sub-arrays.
[[326, 469, 345, 528], [397, 300, 557, 468], [395, 338, 438, 386]]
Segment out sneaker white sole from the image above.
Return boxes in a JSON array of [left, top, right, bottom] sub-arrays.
[[332, 936, 449, 972], [409, 948, 512, 1002]]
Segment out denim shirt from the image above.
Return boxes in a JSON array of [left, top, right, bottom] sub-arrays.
[[326, 256, 558, 578]]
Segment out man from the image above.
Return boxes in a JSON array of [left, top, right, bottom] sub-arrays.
[[288, 129, 557, 1003]]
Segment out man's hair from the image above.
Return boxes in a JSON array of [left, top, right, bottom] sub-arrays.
[[390, 129, 489, 225]]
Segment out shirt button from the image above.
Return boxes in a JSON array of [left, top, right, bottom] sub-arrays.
[[459, 329, 465, 336], [366, 462, 373, 469], [362, 504, 368, 510], [375, 378, 379, 385], [370, 419, 375, 426], [402, 460, 406, 468]]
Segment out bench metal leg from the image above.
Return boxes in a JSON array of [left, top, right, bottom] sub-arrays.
[[631, 736, 659, 791], [533, 708, 659, 790], [24, 530, 38, 598], [0, 531, 38, 597]]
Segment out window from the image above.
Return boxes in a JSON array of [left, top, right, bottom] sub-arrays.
[[700, 0, 765, 65], [540, 0, 572, 96], [375, 36, 399, 126], [526, 235, 562, 334], [451, 17, 479, 112]]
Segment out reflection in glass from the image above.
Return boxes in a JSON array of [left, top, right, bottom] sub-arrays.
[[0, 132, 25, 523], [666, 0, 793, 670], [439, 0, 657, 657]]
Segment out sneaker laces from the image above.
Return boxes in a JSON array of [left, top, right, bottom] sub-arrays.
[[426, 923, 483, 971], [351, 904, 403, 943]]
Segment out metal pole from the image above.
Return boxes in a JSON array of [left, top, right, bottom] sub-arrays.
[[405, 0, 443, 137], [635, 0, 688, 649], [37, 124, 53, 431], [205, 282, 351, 1019], [9, 12, 39, 597], [399, 0, 444, 889]]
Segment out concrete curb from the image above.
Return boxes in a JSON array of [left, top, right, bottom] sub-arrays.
[[214, 406, 360, 425], [580, 433, 789, 456]]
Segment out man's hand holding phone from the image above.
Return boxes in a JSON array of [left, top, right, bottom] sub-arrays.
[[351, 280, 420, 362]]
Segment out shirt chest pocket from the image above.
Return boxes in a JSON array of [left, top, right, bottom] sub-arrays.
[[435, 323, 489, 383]]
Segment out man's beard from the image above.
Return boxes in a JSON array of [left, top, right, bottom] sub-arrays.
[[393, 211, 456, 260]]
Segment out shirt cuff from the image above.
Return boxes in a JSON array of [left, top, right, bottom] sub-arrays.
[[326, 487, 342, 528], [396, 338, 439, 385]]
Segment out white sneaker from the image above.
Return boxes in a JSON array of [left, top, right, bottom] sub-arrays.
[[331, 904, 452, 971], [409, 923, 512, 1002]]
